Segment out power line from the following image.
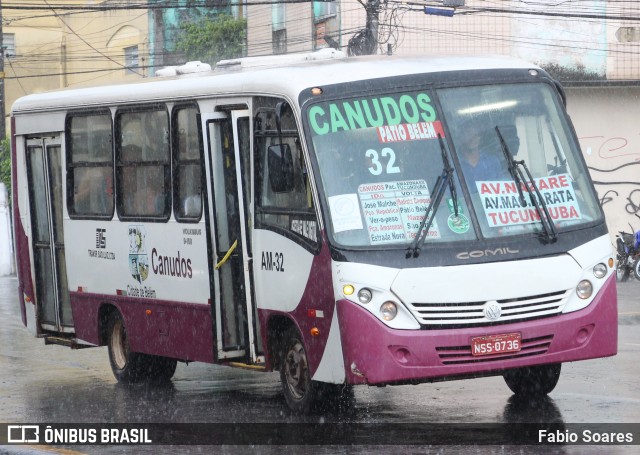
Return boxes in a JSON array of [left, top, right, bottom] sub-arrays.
[[466, 4, 640, 21], [5, 1, 640, 82], [39, 0, 144, 76], [5, 65, 147, 80], [390, 1, 640, 21], [1, 0, 338, 11]]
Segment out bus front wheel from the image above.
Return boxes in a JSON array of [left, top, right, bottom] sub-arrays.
[[107, 312, 177, 383], [280, 327, 317, 414], [503, 363, 561, 397]]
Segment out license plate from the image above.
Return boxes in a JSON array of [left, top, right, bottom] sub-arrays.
[[471, 333, 521, 356]]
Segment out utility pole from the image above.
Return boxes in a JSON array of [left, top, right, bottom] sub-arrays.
[[348, 0, 380, 55], [0, 0, 5, 141], [151, 0, 165, 72], [364, 0, 380, 55]]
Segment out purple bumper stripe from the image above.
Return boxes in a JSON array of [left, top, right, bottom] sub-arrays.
[[337, 274, 617, 385]]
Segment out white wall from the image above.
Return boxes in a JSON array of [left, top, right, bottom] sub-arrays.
[[566, 86, 640, 240], [0, 183, 15, 276]]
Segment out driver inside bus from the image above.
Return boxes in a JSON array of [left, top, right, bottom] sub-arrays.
[[459, 125, 505, 190]]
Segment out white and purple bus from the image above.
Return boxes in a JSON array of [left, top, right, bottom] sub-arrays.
[[11, 51, 617, 413]]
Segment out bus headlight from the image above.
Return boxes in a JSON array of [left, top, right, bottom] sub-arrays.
[[358, 288, 373, 304], [380, 301, 398, 321], [576, 280, 593, 300], [593, 263, 607, 279]]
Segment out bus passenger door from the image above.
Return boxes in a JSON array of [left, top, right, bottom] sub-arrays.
[[204, 111, 260, 363], [25, 136, 73, 334]]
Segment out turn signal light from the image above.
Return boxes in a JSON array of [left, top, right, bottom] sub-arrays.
[[343, 285, 355, 296], [310, 327, 320, 337]]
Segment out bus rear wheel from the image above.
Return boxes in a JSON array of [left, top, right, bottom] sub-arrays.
[[503, 363, 561, 397], [107, 312, 177, 383]]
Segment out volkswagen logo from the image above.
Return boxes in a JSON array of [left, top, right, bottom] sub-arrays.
[[483, 301, 502, 321]]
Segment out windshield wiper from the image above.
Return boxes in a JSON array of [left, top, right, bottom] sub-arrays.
[[406, 134, 459, 258], [495, 126, 558, 243], [496, 126, 527, 208], [548, 127, 569, 176]]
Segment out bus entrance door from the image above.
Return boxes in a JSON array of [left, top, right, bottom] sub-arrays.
[[25, 136, 73, 334], [204, 110, 261, 364]]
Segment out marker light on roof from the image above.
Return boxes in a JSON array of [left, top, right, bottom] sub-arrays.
[[311, 87, 323, 96]]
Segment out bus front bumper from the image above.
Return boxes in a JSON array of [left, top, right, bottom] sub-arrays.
[[336, 274, 617, 385]]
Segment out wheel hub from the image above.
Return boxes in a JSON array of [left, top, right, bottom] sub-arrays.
[[111, 319, 129, 370], [285, 341, 308, 400]]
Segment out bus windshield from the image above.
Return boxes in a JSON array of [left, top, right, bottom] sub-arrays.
[[306, 82, 602, 248]]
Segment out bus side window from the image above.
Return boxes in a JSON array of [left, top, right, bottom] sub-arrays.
[[66, 112, 114, 219], [116, 107, 171, 221], [173, 105, 203, 222], [263, 137, 307, 207], [254, 99, 319, 249]]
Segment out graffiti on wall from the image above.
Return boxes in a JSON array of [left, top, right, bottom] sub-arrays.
[[580, 134, 640, 233]]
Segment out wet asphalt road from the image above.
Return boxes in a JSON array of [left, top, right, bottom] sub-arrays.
[[0, 275, 639, 454]]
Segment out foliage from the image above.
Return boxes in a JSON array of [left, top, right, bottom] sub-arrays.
[[539, 62, 604, 82], [0, 137, 11, 204], [175, 14, 247, 65]]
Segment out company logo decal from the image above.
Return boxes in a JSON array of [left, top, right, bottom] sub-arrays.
[[128, 226, 149, 283], [88, 228, 116, 260]]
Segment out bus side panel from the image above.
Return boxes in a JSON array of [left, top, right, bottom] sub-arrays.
[[254, 230, 336, 377], [64, 217, 213, 361], [70, 292, 214, 363], [287, 241, 336, 378], [11, 125, 36, 331]]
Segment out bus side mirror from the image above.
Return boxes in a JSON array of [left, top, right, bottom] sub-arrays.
[[268, 144, 294, 193]]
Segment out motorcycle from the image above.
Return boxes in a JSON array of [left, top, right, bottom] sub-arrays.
[[615, 219, 640, 282]]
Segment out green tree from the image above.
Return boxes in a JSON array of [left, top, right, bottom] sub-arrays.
[[176, 14, 247, 65], [0, 138, 11, 204]]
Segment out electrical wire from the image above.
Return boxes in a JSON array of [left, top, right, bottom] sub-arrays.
[[4, 1, 640, 81]]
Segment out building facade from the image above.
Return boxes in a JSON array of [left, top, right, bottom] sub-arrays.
[[3, 0, 148, 119], [3, 1, 639, 235], [247, 0, 640, 81]]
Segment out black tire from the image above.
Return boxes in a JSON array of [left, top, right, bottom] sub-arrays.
[[503, 363, 561, 397], [145, 355, 178, 383], [315, 382, 355, 413], [280, 327, 316, 414], [279, 327, 354, 414], [633, 259, 640, 281], [616, 261, 630, 282], [107, 312, 177, 383]]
